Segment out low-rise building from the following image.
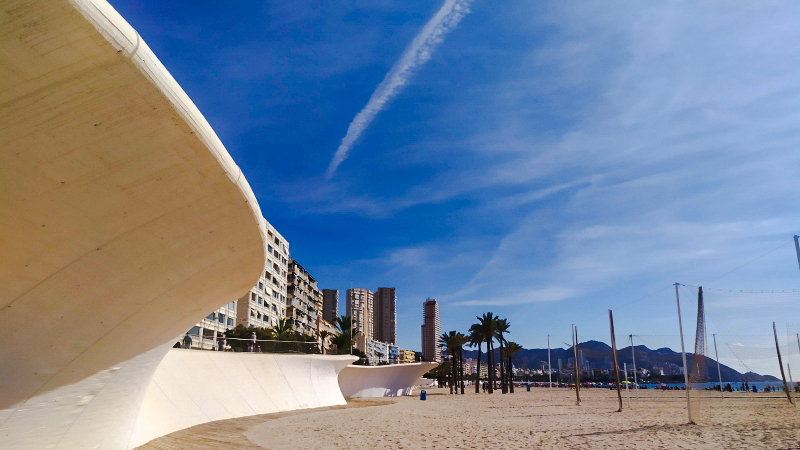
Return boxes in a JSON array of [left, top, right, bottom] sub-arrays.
[[186, 301, 237, 349], [388, 344, 399, 364], [371, 340, 389, 365], [399, 349, 416, 364]]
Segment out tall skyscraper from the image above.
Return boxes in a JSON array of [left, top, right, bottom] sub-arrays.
[[346, 288, 373, 354], [322, 289, 339, 325], [373, 287, 397, 344], [421, 298, 441, 362]]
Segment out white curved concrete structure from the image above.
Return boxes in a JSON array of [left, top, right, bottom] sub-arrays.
[[1, 0, 267, 420], [338, 363, 438, 398], [0, 349, 357, 449]]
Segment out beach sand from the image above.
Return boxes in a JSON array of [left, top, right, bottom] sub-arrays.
[[138, 387, 800, 449]]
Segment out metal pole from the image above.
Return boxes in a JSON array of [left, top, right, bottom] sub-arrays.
[[794, 235, 800, 273], [572, 325, 581, 405], [630, 334, 639, 399], [773, 322, 794, 405], [609, 310, 624, 412], [713, 334, 723, 399], [548, 335, 553, 401], [675, 283, 692, 423], [624, 362, 630, 409]]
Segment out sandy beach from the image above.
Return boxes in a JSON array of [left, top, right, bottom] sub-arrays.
[[138, 387, 800, 449]]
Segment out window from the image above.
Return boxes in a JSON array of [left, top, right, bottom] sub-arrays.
[[189, 326, 199, 335], [268, 245, 273, 253], [227, 318, 233, 326], [206, 313, 214, 320], [218, 313, 225, 324], [257, 312, 262, 319], [258, 296, 262, 305], [258, 282, 264, 290]]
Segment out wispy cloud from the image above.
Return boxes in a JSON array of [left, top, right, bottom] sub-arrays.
[[325, 0, 473, 179]]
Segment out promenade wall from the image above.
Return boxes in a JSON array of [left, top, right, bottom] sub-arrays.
[[338, 363, 438, 398], [0, 349, 357, 449]]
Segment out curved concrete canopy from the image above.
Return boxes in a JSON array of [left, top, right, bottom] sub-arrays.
[[0, 0, 267, 416], [338, 363, 438, 398]]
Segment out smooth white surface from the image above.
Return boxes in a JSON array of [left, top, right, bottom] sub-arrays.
[[0, 350, 357, 449], [338, 363, 438, 398], [129, 351, 357, 448], [0, 0, 267, 418]]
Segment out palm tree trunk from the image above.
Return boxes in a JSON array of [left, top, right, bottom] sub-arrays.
[[451, 357, 457, 394], [487, 339, 494, 394], [459, 350, 465, 394], [499, 341, 507, 394], [475, 343, 482, 393]]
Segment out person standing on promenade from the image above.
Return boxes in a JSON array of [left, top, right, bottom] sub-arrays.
[[183, 332, 192, 350], [218, 336, 225, 352], [251, 332, 257, 352]]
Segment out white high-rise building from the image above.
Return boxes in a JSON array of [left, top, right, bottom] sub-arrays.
[[346, 288, 373, 355], [236, 221, 289, 329]]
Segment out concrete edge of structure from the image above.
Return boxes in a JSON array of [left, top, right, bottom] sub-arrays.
[[0, 349, 358, 450], [68, 0, 269, 257], [338, 363, 439, 398]]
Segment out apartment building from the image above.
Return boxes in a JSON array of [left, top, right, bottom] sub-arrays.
[[322, 289, 339, 324], [236, 222, 289, 329], [373, 287, 397, 345], [186, 300, 237, 350], [421, 298, 441, 362], [399, 349, 416, 364], [287, 260, 321, 336], [346, 288, 373, 355]]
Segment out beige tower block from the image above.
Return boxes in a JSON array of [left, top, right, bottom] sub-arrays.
[[0, 0, 267, 420]]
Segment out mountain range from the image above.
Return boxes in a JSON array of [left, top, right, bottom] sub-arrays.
[[462, 340, 779, 382]]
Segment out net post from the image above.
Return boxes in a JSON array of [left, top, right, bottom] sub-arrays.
[[548, 335, 553, 401], [630, 334, 639, 399], [793, 235, 800, 274], [713, 334, 723, 399], [773, 322, 794, 406], [609, 310, 623, 412], [572, 325, 581, 406], [675, 283, 693, 423]]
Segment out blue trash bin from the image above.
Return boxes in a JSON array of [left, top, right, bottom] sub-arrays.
[[526, 384, 531, 392], [420, 390, 427, 400]]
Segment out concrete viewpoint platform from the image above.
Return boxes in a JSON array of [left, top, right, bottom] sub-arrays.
[[338, 363, 438, 398]]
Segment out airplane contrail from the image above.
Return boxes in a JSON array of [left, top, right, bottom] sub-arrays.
[[325, 0, 473, 179]]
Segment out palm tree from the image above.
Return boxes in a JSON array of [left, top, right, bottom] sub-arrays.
[[319, 330, 331, 354], [452, 332, 469, 394], [468, 323, 484, 393], [494, 317, 510, 394], [440, 331, 462, 394], [505, 341, 523, 393], [475, 313, 497, 393], [331, 315, 358, 355], [271, 318, 293, 341]]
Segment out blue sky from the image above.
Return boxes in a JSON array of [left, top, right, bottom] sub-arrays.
[[110, 1, 800, 366]]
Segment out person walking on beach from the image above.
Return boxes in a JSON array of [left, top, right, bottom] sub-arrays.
[[182, 332, 192, 350]]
